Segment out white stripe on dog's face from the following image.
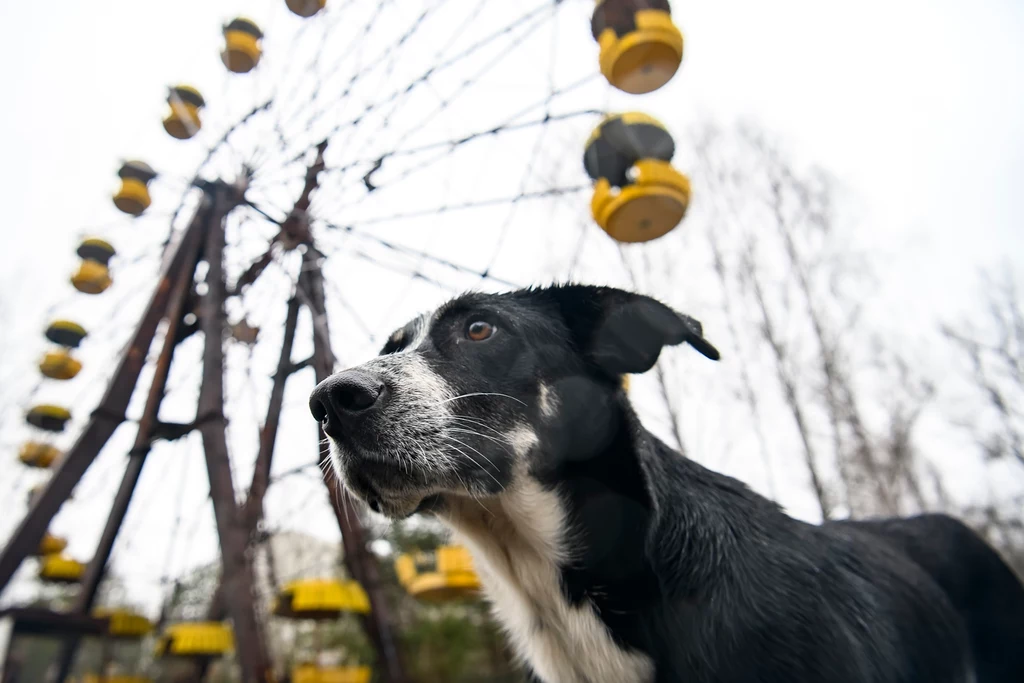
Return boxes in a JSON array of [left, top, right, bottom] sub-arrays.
[[537, 382, 558, 419]]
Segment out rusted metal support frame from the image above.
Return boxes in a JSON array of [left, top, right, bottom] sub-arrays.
[[49, 196, 211, 682], [203, 293, 302, 623], [201, 140, 331, 626], [0, 203, 211, 595], [244, 294, 302, 533], [196, 184, 273, 683], [299, 246, 409, 683]]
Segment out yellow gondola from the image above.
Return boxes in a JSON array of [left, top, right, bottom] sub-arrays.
[[155, 622, 233, 658], [39, 554, 86, 584], [163, 85, 206, 140], [26, 405, 72, 432], [583, 112, 674, 184], [273, 578, 370, 619], [223, 18, 264, 73], [19, 441, 61, 467], [591, 0, 683, 94], [292, 665, 372, 683], [113, 161, 157, 216], [77, 237, 117, 265], [39, 349, 83, 380], [286, 0, 327, 18], [35, 533, 68, 556], [94, 608, 154, 639], [394, 545, 481, 602], [72, 260, 113, 294], [46, 320, 88, 348], [584, 113, 690, 243], [590, 161, 690, 243]]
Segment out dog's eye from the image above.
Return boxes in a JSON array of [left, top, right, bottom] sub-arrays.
[[466, 320, 494, 342]]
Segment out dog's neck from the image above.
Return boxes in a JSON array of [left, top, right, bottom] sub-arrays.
[[436, 400, 750, 682], [441, 397, 774, 608], [439, 462, 656, 683]]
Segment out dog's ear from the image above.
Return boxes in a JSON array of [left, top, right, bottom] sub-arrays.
[[545, 285, 719, 374]]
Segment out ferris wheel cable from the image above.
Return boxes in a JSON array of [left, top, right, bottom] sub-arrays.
[[263, 0, 558, 173], [478, 50, 562, 283], [316, 221, 522, 289], [303, 3, 558, 183], [566, 217, 593, 278], [275, 0, 457, 153], [273, 0, 412, 135], [70, 446, 130, 502], [320, 275, 380, 344], [325, 185, 587, 229], [291, 0, 466, 162], [153, 440, 193, 588], [163, 447, 214, 582], [309, 97, 599, 219], [312, 108, 601, 192], [364, 133, 463, 327], [268, 461, 321, 485], [250, 85, 594, 197], [270, 486, 333, 539], [165, 101, 274, 238], [262, 0, 364, 127], [114, 447, 187, 575], [373, 246, 450, 325], [250, 1, 397, 173], [0, 471, 31, 537]]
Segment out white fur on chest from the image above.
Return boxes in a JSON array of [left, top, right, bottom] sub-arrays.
[[443, 476, 654, 683]]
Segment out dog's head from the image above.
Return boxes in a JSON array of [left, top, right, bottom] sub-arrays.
[[309, 284, 718, 519]]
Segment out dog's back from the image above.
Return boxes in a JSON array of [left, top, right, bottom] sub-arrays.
[[832, 514, 1024, 682]]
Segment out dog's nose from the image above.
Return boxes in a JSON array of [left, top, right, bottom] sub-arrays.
[[309, 370, 387, 435]]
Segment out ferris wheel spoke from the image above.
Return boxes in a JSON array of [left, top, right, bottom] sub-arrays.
[[321, 3, 559, 179], [263, 8, 390, 163], [276, 0, 424, 136], [313, 217, 521, 288], [268, 0, 557, 173], [333, 186, 588, 228]]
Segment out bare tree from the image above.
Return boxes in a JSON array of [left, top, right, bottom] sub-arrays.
[[622, 121, 938, 521], [943, 268, 1024, 470], [942, 267, 1024, 571]]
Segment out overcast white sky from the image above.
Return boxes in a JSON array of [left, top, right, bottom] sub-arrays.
[[1, 0, 1022, 614]]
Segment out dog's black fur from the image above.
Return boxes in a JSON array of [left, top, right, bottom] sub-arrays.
[[312, 284, 1024, 683]]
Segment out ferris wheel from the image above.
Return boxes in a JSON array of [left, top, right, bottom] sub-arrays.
[[0, 1, 693, 682]]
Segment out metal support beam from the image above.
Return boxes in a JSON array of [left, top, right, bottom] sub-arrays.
[[203, 293, 302, 624], [200, 142, 331, 627], [288, 357, 313, 375], [300, 247, 409, 683], [48, 195, 211, 682], [196, 184, 272, 683], [244, 294, 302, 532], [0, 202, 210, 595]]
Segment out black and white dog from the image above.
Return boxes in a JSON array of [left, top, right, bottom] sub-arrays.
[[309, 284, 1024, 683]]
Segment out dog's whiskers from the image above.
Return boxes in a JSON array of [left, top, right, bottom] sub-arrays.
[[448, 427, 514, 453], [449, 415, 508, 438], [448, 462, 490, 514], [443, 436, 505, 492], [436, 392, 527, 407]]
